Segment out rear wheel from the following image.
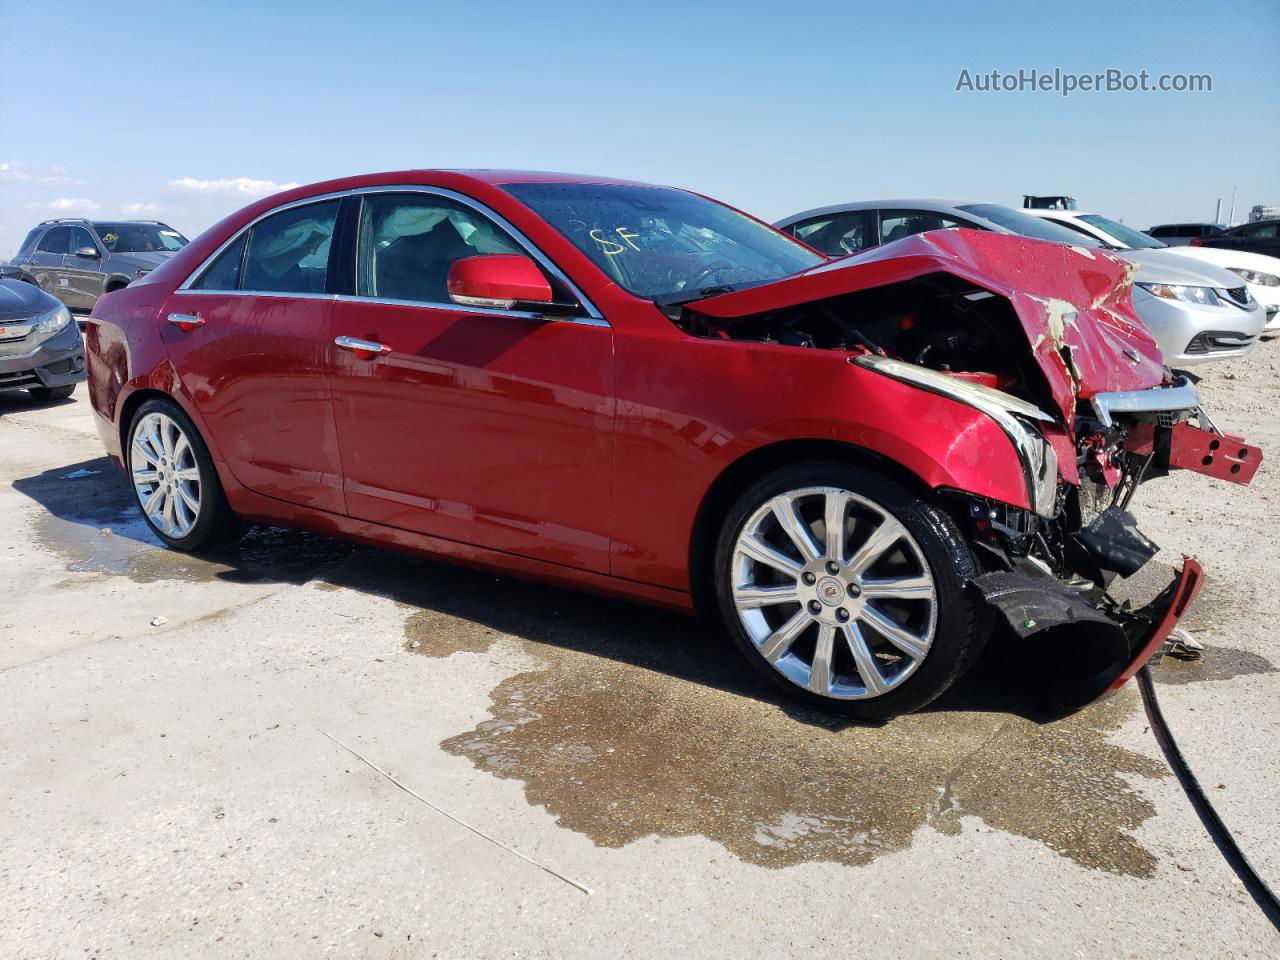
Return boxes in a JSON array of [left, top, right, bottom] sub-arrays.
[[713, 463, 986, 720], [27, 384, 75, 402], [127, 398, 242, 550]]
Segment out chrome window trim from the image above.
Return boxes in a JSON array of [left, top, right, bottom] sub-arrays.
[[176, 184, 607, 327], [350, 185, 606, 324], [329, 293, 609, 326], [177, 191, 352, 292], [173, 289, 338, 302]]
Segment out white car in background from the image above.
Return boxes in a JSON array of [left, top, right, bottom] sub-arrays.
[[1026, 209, 1280, 331]]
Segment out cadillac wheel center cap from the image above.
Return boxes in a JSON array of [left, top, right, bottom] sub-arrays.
[[817, 577, 844, 606]]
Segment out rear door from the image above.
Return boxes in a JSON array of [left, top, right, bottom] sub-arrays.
[[327, 188, 615, 572], [161, 197, 346, 514]]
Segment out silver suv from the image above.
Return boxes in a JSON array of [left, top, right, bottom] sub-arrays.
[[9, 219, 189, 312]]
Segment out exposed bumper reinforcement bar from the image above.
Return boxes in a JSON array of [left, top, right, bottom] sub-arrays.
[[1091, 376, 1200, 427]]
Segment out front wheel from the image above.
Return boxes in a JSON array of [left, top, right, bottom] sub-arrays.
[[127, 398, 242, 550], [713, 463, 987, 721]]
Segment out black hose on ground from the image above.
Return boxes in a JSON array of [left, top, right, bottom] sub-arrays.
[[1136, 666, 1280, 931]]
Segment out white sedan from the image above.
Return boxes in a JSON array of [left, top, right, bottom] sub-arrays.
[[1026, 209, 1280, 331]]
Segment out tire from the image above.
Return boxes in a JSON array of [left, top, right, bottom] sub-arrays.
[[27, 384, 76, 402], [126, 397, 243, 551], [713, 462, 986, 721]]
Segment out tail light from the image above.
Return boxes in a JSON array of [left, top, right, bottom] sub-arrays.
[[1189, 237, 1204, 246]]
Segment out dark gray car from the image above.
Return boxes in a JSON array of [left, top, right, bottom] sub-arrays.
[[0, 278, 86, 401], [9, 219, 188, 312]]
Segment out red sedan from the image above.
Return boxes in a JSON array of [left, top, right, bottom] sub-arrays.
[[84, 171, 1258, 719]]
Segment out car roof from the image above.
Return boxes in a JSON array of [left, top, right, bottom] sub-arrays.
[[1024, 209, 1099, 219], [775, 199, 981, 228]]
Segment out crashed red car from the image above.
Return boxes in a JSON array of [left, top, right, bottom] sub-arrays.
[[84, 171, 1261, 720]]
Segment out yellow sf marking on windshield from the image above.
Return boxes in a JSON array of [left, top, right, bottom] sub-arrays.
[[590, 227, 643, 255]]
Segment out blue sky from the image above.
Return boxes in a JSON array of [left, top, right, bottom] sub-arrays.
[[1, 0, 1276, 257]]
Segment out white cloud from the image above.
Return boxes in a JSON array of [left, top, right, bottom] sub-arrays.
[[38, 197, 101, 214], [167, 176, 299, 198], [122, 202, 161, 215], [0, 161, 78, 186]]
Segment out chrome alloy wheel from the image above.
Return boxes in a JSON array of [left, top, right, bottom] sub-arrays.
[[731, 486, 937, 700], [131, 411, 202, 539]]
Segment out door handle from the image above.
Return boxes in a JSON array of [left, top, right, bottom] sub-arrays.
[[334, 335, 391, 357], [167, 312, 205, 331]]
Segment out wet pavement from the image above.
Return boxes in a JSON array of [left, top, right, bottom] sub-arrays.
[[2, 384, 1278, 958]]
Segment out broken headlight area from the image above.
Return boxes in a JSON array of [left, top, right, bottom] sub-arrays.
[[951, 383, 1256, 711]]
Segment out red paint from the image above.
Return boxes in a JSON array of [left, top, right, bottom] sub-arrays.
[[1106, 557, 1203, 691], [1168, 424, 1262, 485], [447, 255, 554, 305], [82, 170, 1167, 607]]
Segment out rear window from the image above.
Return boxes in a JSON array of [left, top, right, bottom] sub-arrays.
[[957, 204, 1103, 247], [18, 228, 41, 255]]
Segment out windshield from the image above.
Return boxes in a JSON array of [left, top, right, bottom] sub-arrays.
[[1079, 214, 1166, 250], [93, 222, 189, 253], [957, 203, 1103, 248], [502, 182, 824, 300]]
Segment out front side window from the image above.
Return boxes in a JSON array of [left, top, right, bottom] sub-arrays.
[[241, 201, 340, 294], [37, 226, 71, 254], [503, 182, 824, 301], [878, 211, 969, 244], [356, 193, 524, 303], [791, 212, 873, 256], [94, 222, 189, 253], [69, 226, 97, 255]]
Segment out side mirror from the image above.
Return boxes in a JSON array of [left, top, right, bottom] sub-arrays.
[[447, 255, 573, 315], [75, 246, 101, 259]]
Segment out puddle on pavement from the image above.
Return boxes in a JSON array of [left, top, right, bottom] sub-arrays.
[[1151, 646, 1276, 686], [18, 456, 359, 585], [414, 590, 1169, 877]]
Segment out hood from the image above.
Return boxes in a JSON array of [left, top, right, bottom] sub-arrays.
[[111, 250, 176, 270], [1116, 248, 1250, 287], [687, 229, 1166, 424], [1159, 244, 1280, 278], [0, 278, 61, 322]]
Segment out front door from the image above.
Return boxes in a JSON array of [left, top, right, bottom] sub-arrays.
[[160, 198, 346, 514], [328, 190, 615, 572], [63, 225, 106, 311]]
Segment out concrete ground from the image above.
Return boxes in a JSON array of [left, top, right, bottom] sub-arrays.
[[2, 343, 1278, 959]]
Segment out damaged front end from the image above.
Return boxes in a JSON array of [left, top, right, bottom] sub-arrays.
[[678, 229, 1262, 708]]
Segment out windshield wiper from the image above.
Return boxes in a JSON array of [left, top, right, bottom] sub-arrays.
[[652, 284, 739, 308]]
